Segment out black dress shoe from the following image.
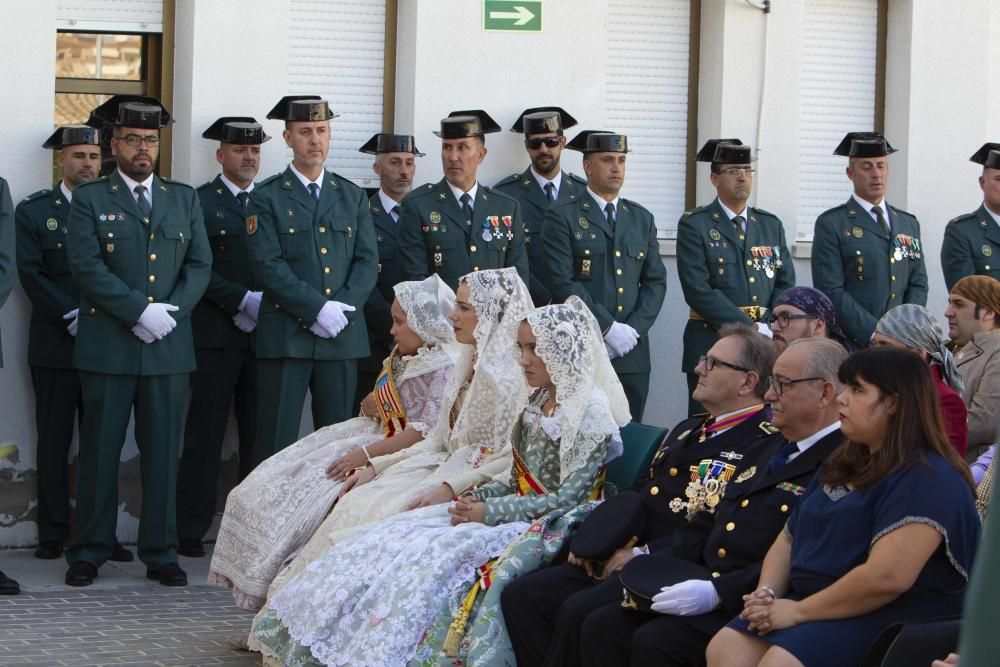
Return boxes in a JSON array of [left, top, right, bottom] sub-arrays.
[[0, 569, 20, 595], [110, 542, 134, 562], [34, 541, 63, 560], [177, 538, 205, 558], [65, 561, 98, 587], [147, 563, 187, 587]]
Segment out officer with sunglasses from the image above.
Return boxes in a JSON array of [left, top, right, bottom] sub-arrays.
[[677, 139, 794, 415], [494, 107, 588, 305]]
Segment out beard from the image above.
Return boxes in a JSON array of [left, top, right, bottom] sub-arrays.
[[117, 153, 155, 180]]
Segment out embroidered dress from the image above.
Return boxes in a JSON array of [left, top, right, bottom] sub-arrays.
[[207, 275, 458, 610]]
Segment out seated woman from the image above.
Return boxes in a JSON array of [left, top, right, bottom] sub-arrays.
[[249, 297, 630, 667], [261, 267, 534, 599], [871, 304, 969, 455], [706, 347, 981, 667], [207, 275, 459, 610]]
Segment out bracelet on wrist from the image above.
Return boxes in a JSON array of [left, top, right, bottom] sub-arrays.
[[760, 586, 777, 599], [361, 444, 373, 463]]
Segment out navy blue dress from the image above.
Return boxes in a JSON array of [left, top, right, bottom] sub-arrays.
[[727, 452, 981, 666]]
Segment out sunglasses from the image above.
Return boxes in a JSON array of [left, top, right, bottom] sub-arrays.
[[526, 137, 562, 150]]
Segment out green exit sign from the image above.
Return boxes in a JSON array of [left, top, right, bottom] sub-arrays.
[[483, 0, 542, 31]]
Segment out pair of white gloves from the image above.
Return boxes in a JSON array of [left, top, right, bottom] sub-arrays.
[[310, 301, 355, 339], [650, 578, 721, 616], [604, 321, 640, 359], [62, 305, 180, 343], [232, 291, 263, 333]]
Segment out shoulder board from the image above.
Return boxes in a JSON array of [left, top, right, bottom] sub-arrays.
[[255, 173, 282, 188], [759, 421, 781, 436], [947, 211, 979, 226], [568, 172, 588, 185], [750, 206, 778, 218], [20, 188, 52, 203], [684, 204, 711, 217], [196, 181, 215, 192], [493, 173, 521, 187], [76, 177, 107, 191], [888, 204, 915, 218], [158, 177, 194, 190], [485, 186, 517, 203], [405, 182, 440, 200], [620, 198, 649, 214], [818, 202, 848, 217]]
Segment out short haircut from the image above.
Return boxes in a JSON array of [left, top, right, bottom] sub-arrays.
[[788, 337, 848, 388], [718, 322, 778, 399]]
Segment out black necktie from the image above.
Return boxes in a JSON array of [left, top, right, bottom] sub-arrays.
[[391, 205, 401, 222], [544, 182, 556, 202], [733, 215, 746, 239], [134, 184, 151, 219], [767, 441, 799, 474], [461, 193, 473, 226], [605, 202, 615, 230], [308, 182, 320, 201], [236, 191, 249, 211], [871, 205, 890, 236]]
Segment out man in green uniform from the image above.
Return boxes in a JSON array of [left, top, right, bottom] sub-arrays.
[[396, 110, 528, 289], [811, 132, 927, 348], [542, 130, 667, 420], [0, 174, 17, 594], [677, 139, 795, 414], [354, 133, 422, 408], [175, 117, 269, 558], [247, 96, 378, 463], [64, 98, 212, 587], [494, 107, 587, 305], [941, 142, 1000, 290]]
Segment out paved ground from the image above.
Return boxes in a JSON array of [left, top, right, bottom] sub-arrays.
[[0, 546, 258, 666]]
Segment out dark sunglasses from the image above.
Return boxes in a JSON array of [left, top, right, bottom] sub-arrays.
[[526, 137, 561, 150]]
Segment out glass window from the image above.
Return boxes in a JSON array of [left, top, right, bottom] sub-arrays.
[[55, 33, 143, 80]]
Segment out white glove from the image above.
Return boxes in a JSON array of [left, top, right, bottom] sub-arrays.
[[131, 324, 157, 344], [232, 312, 256, 333], [241, 291, 263, 322], [63, 309, 79, 337], [650, 579, 721, 616], [309, 321, 333, 339], [605, 341, 621, 360], [137, 303, 179, 340], [315, 301, 356, 339], [604, 322, 640, 357], [755, 322, 773, 339]]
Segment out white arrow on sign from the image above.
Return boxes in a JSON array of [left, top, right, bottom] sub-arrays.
[[489, 5, 535, 26]]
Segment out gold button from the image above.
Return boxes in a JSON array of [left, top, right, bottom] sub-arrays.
[[751, 295, 758, 302], [324, 267, 331, 274], [320, 247, 328, 254], [473, 266, 479, 271], [616, 268, 623, 276], [150, 254, 157, 261], [107, 232, 114, 238], [639, 252, 644, 258], [717, 548, 726, 558], [891, 276, 896, 281], [719, 268, 725, 275], [148, 275, 156, 283], [617, 305, 623, 312], [274, 304, 280, 310], [57, 243, 63, 249], [289, 228, 295, 234], [149, 233, 155, 240], [669, 467, 678, 476], [89, 307, 96, 315], [857, 250, 862, 256], [987, 265, 992, 270], [746, 259, 752, 266], [618, 287, 624, 294], [470, 245, 477, 252], [725, 522, 735, 532], [718, 257, 724, 263], [712, 571, 721, 578], [891, 293, 896, 299], [147, 296, 153, 303], [220, 229, 227, 236], [319, 226, 326, 233], [615, 250, 621, 257], [749, 276, 756, 284], [649, 486, 659, 496], [584, 249, 590, 255], [780, 504, 789, 513], [740, 498, 749, 508], [890, 257, 895, 264], [324, 288, 331, 296]]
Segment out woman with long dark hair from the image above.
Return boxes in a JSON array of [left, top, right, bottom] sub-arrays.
[[706, 347, 980, 667]]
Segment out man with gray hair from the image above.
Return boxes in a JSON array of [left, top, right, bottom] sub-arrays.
[[578, 337, 846, 667]]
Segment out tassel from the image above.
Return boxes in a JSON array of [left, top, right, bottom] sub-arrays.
[[442, 582, 480, 656]]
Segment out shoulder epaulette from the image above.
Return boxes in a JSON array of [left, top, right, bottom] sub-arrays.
[[20, 188, 52, 204], [158, 176, 194, 190], [493, 173, 521, 187], [947, 212, 978, 226], [621, 198, 650, 214], [751, 206, 778, 218], [888, 204, 916, 218], [255, 173, 282, 188], [76, 177, 107, 191], [568, 172, 588, 185]]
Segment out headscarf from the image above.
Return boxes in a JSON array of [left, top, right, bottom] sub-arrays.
[[773, 286, 852, 351], [951, 275, 1000, 315], [874, 304, 964, 394], [391, 274, 460, 382], [527, 297, 631, 482]]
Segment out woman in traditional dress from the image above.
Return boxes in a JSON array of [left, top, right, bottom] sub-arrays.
[[207, 274, 458, 611], [706, 347, 981, 667], [250, 296, 630, 667]]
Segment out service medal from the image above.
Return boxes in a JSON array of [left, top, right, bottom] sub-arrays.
[[429, 211, 441, 224], [852, 226, 863, 238], [483, 230, 494, 242], [894, 248, 903, 261], [579, 217, 589, 229], [99, 214, 107, 221], [709, 229, 721, 241], [765, 266, 775, 279], [984, 245, 993, 257], [46, 218, 58, 231]]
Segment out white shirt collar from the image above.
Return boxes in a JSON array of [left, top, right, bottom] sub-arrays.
[[587, 187, 620, 216], [288, 162, 323, 193], [447, 180, 479, 209], [530, 167, 561, 199], [60, 181, 73, 203], [219, 173, 254, 198], [852, 193, 889, 219], [717, 198, 749, 222], [378, 188, 402, 222], [789, 421, 841, 461], [116, 169, 154, 205], [983, 202, 1000, 226]]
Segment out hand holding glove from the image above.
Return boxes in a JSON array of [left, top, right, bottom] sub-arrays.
[[650, 578, 721, 616], [309, 321, 333, 339], [604, 321, 640, 357], [314, 301, 356, 338], [241, 291, 263, 322], [63, 309, 79, 337], [232, 312, 256, 333], [137, 303, 179, 340], [131, 324, 157, 344]]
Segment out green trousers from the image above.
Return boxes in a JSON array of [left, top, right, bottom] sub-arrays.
[[67, 371, 187, 569], [617, 372, 649, 424]]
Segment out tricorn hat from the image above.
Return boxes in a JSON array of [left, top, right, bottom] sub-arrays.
[[565, 130, 629, 154], [358, 133, 424, 156], [87, 95, 173, 129], [201, 116, 270, 144], [970, 142, 1000, 169], [833, 131, 897, 157], [42, 125, 101, 149], [511, 106, 578, 134], [434, 110, 502, 139], [266, 95, 338, 122], [695, 138, 744, 162]]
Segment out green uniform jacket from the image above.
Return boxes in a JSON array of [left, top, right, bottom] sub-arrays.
[[361, 195, 401, 370], [15, 186, 80, 368], [395, 178, 529, 290], [941, 204, 1000, 290], [811, 197, 928, 348], [192, 176, 258, 350], [493, 168, 587, 305], [676, 199, 795, 373], [67, 171, 212, 375], [246, 167, 377, 361], [0, 177, 15, 367], [542, 193, 666, 374]]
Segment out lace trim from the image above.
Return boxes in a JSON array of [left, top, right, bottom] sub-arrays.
[[869, 516, 970, 581]]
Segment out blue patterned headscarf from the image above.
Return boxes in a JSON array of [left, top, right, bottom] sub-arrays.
[[773, 286, 852, 352]]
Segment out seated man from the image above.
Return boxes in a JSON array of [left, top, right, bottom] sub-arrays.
[[502, 324, 783, 666], [946, 275, 1000, 461], [578, 337, 846, 667], [767, 286, 852, 352]]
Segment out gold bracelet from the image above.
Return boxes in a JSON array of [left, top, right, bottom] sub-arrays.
[[361, 444, 373, 464]]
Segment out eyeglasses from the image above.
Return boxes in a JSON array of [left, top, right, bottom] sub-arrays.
[[718, 166, 755, 176], [120, 134, 160, 147], [767, 313, 815, 329], [526, 137, 561, 150], [767, 376, 825, 396], [699, 355, 750, 373]]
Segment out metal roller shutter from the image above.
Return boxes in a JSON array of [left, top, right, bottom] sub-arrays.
[[797, 0, 879, 241], [57, 0, 163, 32], [286, 0, 387, 187], [607, 0, 691, 237]]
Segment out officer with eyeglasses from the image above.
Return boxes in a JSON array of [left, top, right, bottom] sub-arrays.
[[494, 107, 588, 305], [766, 285, 852, 352], [677, 139, 794, 415]]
